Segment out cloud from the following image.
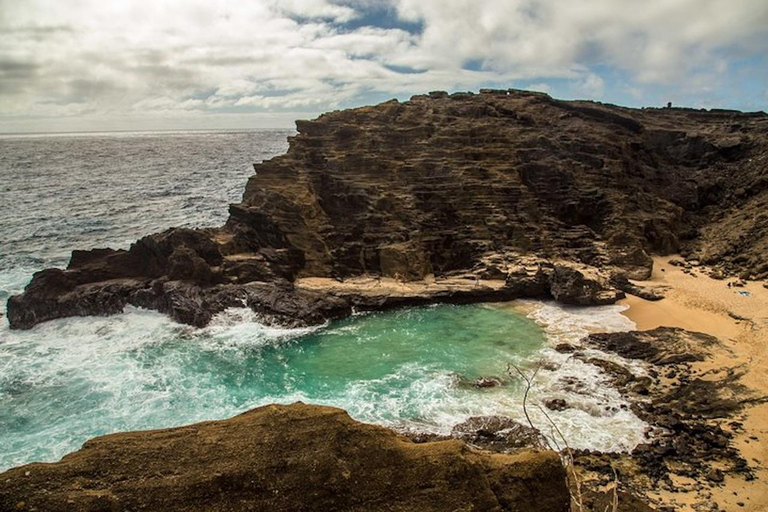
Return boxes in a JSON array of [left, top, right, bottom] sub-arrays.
[[392, 0, 768, 79], [271, 0, 358, 22], [574, 74, 605, 99], [0, 0, 766, 132]]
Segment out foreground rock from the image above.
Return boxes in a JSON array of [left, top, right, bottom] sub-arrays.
[[0, 403, 569, 512], [8, 89, 768, 328]]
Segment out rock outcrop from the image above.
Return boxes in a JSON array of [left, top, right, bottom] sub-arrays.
[[451, 415, 547, 452], [573, 328, 760, 500], [0, 403, 569, 512], [8, 89, 768, 328]]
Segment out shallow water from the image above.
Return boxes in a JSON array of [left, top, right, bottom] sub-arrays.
[[0, 130, 646, 472]]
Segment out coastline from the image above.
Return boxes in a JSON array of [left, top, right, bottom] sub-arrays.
[[3, 92, 768, 510], [620, 256, 768, 512]]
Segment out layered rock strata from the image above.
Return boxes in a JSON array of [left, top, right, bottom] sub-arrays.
[[8, 89, 768, 328]]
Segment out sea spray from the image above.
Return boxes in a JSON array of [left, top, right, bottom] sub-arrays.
[[497, 300, 648, 452], [1, 301, 648, 472]]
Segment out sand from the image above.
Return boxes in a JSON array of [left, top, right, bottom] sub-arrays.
[[620, 256, 768, 512]]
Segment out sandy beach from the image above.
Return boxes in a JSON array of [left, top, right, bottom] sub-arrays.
[[620, 256, 768, 512]]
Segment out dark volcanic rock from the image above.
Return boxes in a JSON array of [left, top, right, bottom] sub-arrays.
[[451, 415, 547, 452], [9, 89, 768, 328], [580, 328, 760, 494], [585, 327, 718, 365], [610, 273, 666, 301], [7, 278, 352, 330], [0, 403, 569, 512], [475, 377, 502, 388], [549, 264, 624, 305], [544, 398, 570, 411]]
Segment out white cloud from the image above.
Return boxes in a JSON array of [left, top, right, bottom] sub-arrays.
[[574, 74, 605, 99], [0, 0, 766, 131], [270, 0, 357, 22], [392, 0, 768, 82]]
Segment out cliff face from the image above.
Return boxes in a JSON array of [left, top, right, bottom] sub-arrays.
[[8, 89, 768, 328], [226, 89, 767, 281], [0, 403, 569, 512]]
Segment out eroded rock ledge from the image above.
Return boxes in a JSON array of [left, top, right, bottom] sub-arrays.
[[8, 89, 768, 329], [0, 403, 569, 512]]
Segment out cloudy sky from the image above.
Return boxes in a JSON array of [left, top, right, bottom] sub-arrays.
[[1, 0, 767, 133]]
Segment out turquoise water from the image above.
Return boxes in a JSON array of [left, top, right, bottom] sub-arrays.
[[0, 303, 547, 471], [0, 131, 648, 472]]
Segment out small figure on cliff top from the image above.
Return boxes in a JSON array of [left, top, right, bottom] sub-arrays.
[[666, 101, 672, 108]]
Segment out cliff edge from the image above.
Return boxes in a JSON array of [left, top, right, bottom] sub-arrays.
[[0, 403, 569, 512]]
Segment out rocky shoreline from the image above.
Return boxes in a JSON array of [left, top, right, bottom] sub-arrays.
[[1, 322, 761, 511], [7, 89, 767, 331], [0, 402, 570, 512], [6, 249, 629, 331], [574, 327, 762, 511], [4, 89, 768, 510]]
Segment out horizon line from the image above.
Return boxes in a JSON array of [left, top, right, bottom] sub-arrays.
[[0, 126, 299, 137]]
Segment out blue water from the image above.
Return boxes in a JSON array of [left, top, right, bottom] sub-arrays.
[[0, 130, 646, 472], [0, 129, 292, 291]]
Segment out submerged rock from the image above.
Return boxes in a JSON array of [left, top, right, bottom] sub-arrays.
[[0, 403, 569, 512], [475, 377, 503, 388], [544, 398, 570, 411]]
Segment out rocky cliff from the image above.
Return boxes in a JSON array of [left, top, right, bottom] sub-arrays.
[[0, 403, 569, 512], [8, 89, 768, 329]]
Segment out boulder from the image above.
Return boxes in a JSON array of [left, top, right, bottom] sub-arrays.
[[451, 415, 547, 452], [167, 246, 221, 284], [545, 398, 569, 411], [475, 377, 502, 388], [549, 264, 623, 306], [611, 273, 665, 301]]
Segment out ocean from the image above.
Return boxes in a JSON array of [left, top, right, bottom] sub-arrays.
[[0, 130, 646, 471]]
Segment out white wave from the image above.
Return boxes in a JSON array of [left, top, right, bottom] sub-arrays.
[[196, 307, 326, 349], [523, 300, 636, 344], [509, 301, 649, 451], [0, 299, 652, 473]]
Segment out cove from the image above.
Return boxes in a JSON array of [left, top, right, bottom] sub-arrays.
[[0, 303, 546, 471]]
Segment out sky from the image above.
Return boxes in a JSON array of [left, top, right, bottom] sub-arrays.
[[1, 0, 767, 133]]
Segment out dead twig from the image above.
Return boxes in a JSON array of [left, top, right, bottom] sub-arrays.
[[508, 361, 592, 512]]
